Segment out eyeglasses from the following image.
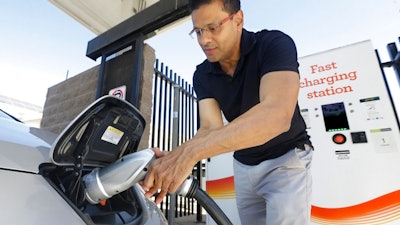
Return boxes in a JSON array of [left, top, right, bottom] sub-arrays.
[[189, 13, 236, 39]]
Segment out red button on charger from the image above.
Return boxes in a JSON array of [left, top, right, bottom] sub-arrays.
[[332, 133, 346, 144]]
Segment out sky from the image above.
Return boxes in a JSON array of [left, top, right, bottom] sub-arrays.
[[1, 0, 400, 107]]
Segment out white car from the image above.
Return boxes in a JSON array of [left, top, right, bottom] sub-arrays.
[[0, 97, 168, 225]]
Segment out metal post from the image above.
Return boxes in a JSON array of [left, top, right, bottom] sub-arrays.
[[376, 50, 400, 128], [131, 36, 144, 109], [95, 54, 107, 99], [168, 84, 180, 224], [386, 42, 400, 86]]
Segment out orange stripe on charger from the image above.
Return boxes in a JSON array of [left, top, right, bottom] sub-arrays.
[[311, 190, 400, 224], [206, 177, 400, 224], [206, 176, 235, 198]]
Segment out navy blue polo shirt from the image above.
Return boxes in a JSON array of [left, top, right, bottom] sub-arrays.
[[193, 29, 311, 165]]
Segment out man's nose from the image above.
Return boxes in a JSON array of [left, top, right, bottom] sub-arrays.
[[197, 31, 212, 45]]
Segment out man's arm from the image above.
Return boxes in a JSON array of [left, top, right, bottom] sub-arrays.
[[142, 70, 300, 203], [195, 99, 226, 141], [187, 70, 300, 159]]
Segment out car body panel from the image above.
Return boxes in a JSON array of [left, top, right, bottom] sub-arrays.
[[0, 169, 87, 225], [0, 118, 56, 173]]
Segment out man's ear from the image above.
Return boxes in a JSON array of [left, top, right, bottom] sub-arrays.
[[233, 10, 244, 29], [234, 9, 244, 28]]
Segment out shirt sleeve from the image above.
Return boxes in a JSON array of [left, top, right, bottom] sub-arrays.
[[258, 30, 299, 78], [193, 67, 212, 101]]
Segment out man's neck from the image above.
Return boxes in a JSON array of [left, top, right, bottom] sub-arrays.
[[220, 60, 238, 77]]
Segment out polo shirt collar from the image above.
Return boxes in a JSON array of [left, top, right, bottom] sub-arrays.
[[240, 29, 256, 56]]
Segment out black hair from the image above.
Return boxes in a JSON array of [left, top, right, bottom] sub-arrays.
[[188, 0, 241, 14]]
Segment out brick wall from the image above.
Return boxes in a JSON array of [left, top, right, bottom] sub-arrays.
[[41, 66, 99, 134], [41, 44, 155, 150]]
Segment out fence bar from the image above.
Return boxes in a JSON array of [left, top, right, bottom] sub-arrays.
[[152, 60, 199, 221], [167, 83, 180, 224]]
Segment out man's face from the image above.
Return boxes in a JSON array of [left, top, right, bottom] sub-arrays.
[[191, 1, 242, 63]]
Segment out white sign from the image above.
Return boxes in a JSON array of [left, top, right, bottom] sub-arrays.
[[108, 85, 126, 100]]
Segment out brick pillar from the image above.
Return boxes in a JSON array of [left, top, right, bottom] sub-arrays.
[[138, 44, 155, 150]]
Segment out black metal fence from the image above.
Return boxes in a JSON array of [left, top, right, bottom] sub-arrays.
[[150, 59, 202, 222]]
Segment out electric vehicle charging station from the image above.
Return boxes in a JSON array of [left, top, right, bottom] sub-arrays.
[[299, 40, 400, 224], [205, 40, 400, 225]]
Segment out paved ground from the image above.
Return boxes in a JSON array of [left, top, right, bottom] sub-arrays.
[[172, 214, 206, 225]]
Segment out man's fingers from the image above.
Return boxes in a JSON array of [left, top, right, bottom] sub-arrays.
[[155, 190, 168, 204], [152, 147, 167, 158], [141, 165, 157, 195], [168, 181, 181, 194], [143, 177, 173, 204], [144, 186, 159, 198], [141, 150, 187, 204]]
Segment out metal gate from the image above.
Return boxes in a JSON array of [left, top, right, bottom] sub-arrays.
[[150, 59, 203, 222]]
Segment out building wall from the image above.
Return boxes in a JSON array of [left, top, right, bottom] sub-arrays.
[[41, 44, 155, 150]]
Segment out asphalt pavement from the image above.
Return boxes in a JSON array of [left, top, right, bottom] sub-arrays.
[[173, 214, 206, 225]]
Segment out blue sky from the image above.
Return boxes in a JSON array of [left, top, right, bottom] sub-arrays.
[[1, 0, 400, 106], [0, 1, 97, 106]]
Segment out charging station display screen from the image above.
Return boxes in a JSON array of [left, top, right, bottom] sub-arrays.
[[321, 102, 350, 132]]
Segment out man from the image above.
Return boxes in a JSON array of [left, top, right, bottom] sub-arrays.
[[141, 0, 313, 224]]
